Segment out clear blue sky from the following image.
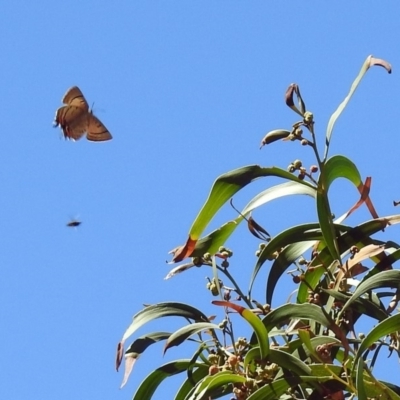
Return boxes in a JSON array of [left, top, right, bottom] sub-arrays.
[[1, 2, 399, 399]]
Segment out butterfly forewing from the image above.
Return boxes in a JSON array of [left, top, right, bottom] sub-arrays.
[[62, 86, 89, 111], [86, 114, 112, 142]]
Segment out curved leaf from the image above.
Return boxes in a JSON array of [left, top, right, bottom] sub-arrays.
[[190, 217, 243, 257], [317, 155, 373, 262], [340, 270, 400, 316], [265, 241, 316, 305], [132, 360, 205, 400], [247, 376, 325, 400], [242, 181, 316, 215], [164, 322, 221, 354], [297, 215, 400, 303], [324, 55, 391, 160], [255, 303, 350, 357], [175, 366, 210, 400], [249, 223, 348, 294], [171, 165, 316, 262], [352, 314, 400, 373], [243, 346, 312, 377], [119, 332, 171, 387], [121, 302, 209, 343], [188, 370, 246, 400]]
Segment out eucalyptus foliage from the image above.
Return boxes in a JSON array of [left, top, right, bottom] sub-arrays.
[[117, 56, 400, 400]]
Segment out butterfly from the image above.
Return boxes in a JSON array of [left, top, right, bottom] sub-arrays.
[[54, 86, 112, 141]]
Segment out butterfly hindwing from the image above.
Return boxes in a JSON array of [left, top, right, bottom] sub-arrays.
[[86, 114, 112, 142]]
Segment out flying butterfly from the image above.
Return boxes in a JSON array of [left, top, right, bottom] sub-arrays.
[[54, 86, 112, 142]]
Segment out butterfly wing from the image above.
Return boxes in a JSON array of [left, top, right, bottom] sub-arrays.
[[62, 86, 89, 111], [86, 114, 112, 142], [55, 105, 89, 141]]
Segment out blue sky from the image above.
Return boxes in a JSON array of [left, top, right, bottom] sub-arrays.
[[1, 2, 400, 399]]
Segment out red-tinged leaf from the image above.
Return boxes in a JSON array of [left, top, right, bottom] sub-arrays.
[[285, 83, 305, 117], [340, 177, 377, 221], [170, 238, 197, 263], [116, 341, 124, 371], [369, 56, 392, 73], [120, 356, 137, 388], [248, 216, 270, 241]]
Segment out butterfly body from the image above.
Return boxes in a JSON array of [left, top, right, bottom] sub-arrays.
[[54, 86, 112, 142]]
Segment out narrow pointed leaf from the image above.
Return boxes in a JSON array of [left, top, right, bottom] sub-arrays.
[[352, 314, 400, 373], [265, 240, 316, 305], [242, 181, 316, 216], [250, 223, 339, 294], [340, 270, 400, 316], [119, 332, 171, 386], [257, 303, 350, 357], [188, 370, 245, 400], [171, 165, 315, 262], [175, 367, 210, 400], [356, 358, 367, 400], [120, 303, 209, 344], [132, 360, 205, 400], [297, 216, 400, 303], [164, 323, 221, 354], [247, 376, 323, 400], [324, 55, 391, 160]]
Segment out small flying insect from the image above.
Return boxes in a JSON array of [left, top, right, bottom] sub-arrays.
[[66, 217, 82, 228]]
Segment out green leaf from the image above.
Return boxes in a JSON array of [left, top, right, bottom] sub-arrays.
[[125, 332, 171, 357], [356, 358, 367, 400], [191, 217, 243, 257], [250, 223, 339, 295], [352, 314, 400, 373], [171, 165, 316, 262], [121, 302, 209, 343], [132, 360, 206, 400], [212, 301, 269, 358], [187, 370, 246, 400], [261, 304, 330, 332], [247, 376, 326, 400], [297, 215, 400, 303], [316, 155, 366, 261], [243, 346, 312, 377], [322, 289, 388, 321], [164, 322, 221, 353], [324, 55, 391, 160], [265, 241, 316, 305], [241, 181, 316, 215], [175, 367, 210, 400], [190, 165, 307, 240], [339, 270, 400, 316]]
